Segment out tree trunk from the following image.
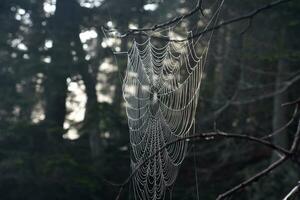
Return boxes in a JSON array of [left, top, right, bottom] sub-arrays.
[[44, 0, 74, 136], [272, 58, 289, 148], [272, 29, 289, 149], [76, 40, 101, 158], [69, 2, 102, 158]]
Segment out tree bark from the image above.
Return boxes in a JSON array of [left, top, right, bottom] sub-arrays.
[[70, 2, 102, 158], [44, 0, 75, 134], [272, 29, 289, 149], [272, 58, 289, 148]]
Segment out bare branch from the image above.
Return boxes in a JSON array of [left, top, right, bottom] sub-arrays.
[[107, 0, 294, 42], [282, 97, 300, 107], [283, 182, 300, 200], [216, 156, 288, 200], [290, 118, 300, 153], [261, 104, 298, 140], [112, 103, 300, 200], [113, 130, 291, 199], [231, 74, 300, 105], [216, 115, 300, 200], [239, 17, 253, 35], [103, 0, 203, 37], [178, 0, 294, 42], [199, 89, 239, 124]]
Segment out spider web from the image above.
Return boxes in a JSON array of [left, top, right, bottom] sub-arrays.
[[124, 38, 205, 199], [103, 0, 225, 199]]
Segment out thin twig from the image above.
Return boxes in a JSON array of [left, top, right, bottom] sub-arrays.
[[239, 18, 253, 35], [199, 89, 239, 124], [178, 0, 294, 42], [282, 97, 300, 107], [290, 118, 300, 153], [103, 0, 203, 37], [283, 182, 300, 200], [113, 103, 300, 200], [216, 156, 288, 200], [231, 74, 300, 105], [261, 104, 298, 140], [216, 114, 300, 200], [113, 130, 290, 199], [108, 0, 294, 42]]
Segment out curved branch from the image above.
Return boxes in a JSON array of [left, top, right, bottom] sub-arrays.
[[108, 0, 294, 42], [113, 102, 300, 200], [283, 182, 300, 200], [113, 130, 290, 199], [103, 0, 203, 37], [216, 115, 300, 199], [175, 0, 294, 42]]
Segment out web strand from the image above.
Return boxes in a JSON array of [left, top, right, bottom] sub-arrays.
[[124, 37, 204, 199], [119, 1, 225, 199]]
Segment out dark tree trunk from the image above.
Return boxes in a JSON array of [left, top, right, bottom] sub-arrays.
[[272, 29, 289, 149], [76, 39, 101, 158], [272, 58, 289, 148], [69, 3, 102, 158], [44, 0, 78, 136]]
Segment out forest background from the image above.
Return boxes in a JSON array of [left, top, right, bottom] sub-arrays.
[[0, 0, 300, 199]]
